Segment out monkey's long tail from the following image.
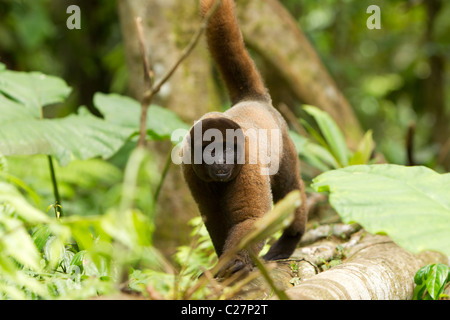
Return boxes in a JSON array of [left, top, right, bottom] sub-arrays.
[[200, 0, 270, 105]]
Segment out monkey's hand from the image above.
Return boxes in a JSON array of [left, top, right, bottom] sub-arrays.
[[215, 255, 253, 280]]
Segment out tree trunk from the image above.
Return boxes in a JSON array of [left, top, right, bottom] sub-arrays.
[[237, 232, 448, 300], [423, 0, 450, 170], [236, 0, 364, 147], [117, 0, 366, 252], [285, 234, 447, 300], [118, 0, 221, 253]]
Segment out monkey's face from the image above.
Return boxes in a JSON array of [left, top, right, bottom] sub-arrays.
[[191, 140, 243, 183], [189, 117, 244, 183], [203, 143, 241, 182]]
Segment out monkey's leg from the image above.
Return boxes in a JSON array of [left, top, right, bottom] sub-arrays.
[[264, 140, 307, 261], [216, 219, 266, 278], [216, 169, 272, 278]]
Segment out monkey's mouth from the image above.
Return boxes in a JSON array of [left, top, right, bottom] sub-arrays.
[[215, 169, 231, 181]]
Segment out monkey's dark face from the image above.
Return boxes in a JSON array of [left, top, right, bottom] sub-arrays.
[[189, 117, 244, 183], [203, 144, 240, 182]]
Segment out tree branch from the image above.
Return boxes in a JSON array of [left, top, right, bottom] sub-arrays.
[[234, 233, 448, 300], [134, 0, 222, 148], [134, 16, 154, 147]]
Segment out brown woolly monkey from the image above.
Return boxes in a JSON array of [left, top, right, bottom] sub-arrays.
[[181, 0, 307, 277]]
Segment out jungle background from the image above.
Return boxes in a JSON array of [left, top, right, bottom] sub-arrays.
[[0, 0, 448, 300]]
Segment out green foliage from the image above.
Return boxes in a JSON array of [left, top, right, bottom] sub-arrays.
[[0, 65, 195, 299], [312, 164, 450, 257], [0, 175, 299, 299], [0, 64, 303, 300], [303, 105, 350, 167], [280, 0, 450, 168], [0, 65, 187, 218], [414, 264, 450, 300], [174, 217, 216, 279], [0, 150, 174, 299], [4, 155, 124, 216], [94, 93, 190, 140], [0, 66, 189, 167], [0, 64, 133, 166], [0, 66, 70, 115], [294, 105, 450, 296], [0, 0, 127, 114], [290, 105, 374, 172]]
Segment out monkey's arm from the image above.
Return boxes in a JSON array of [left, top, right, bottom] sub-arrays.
[[216, 165, 272, 277]]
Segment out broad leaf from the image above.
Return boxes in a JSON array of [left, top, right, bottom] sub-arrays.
[[0, 107, 134, 166], [0, 68, 134, 166], [304, 105, 349, 167], [290, 130, 339, 171], [0, 69, 71, 116], [414, 264, 450, 300], [426, 264, 449, 299], [348, 130, 375, 165], [312, 164, 450, 256], [94, 92, 189, 140]]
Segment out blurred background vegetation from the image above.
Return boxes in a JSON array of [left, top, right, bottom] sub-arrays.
[[1, 0, 448, 168], [0, 0, 448, 262], [0, 0, 449, 300]]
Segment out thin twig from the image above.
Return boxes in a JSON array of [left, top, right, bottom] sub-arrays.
[[282, 257, 321, 274], [200, 268, 224, 299], [134, 0, 222, 148], [406, 122, 416, 166], [153, 151, 172, 203], [278, 103, 308, 136], [135, 17, 154, 89], [143, 0, 221, 103], [134, 17, 154, 147]]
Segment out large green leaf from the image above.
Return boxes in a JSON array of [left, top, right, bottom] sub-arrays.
[[0, 182, 50, 224], [312, 164, 450, 256], [289, 130, 339, 171], [0, 107, 134, 166], [0, 94, 34, 121], [94, 92, 189, 140], [0, 69, 71, 116], [0, 68, 134, 166], [304, 105, 349, 167]]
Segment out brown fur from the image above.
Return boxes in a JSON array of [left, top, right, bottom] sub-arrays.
[[182, 0, 307, 277], [200, 0, 269, 104]]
